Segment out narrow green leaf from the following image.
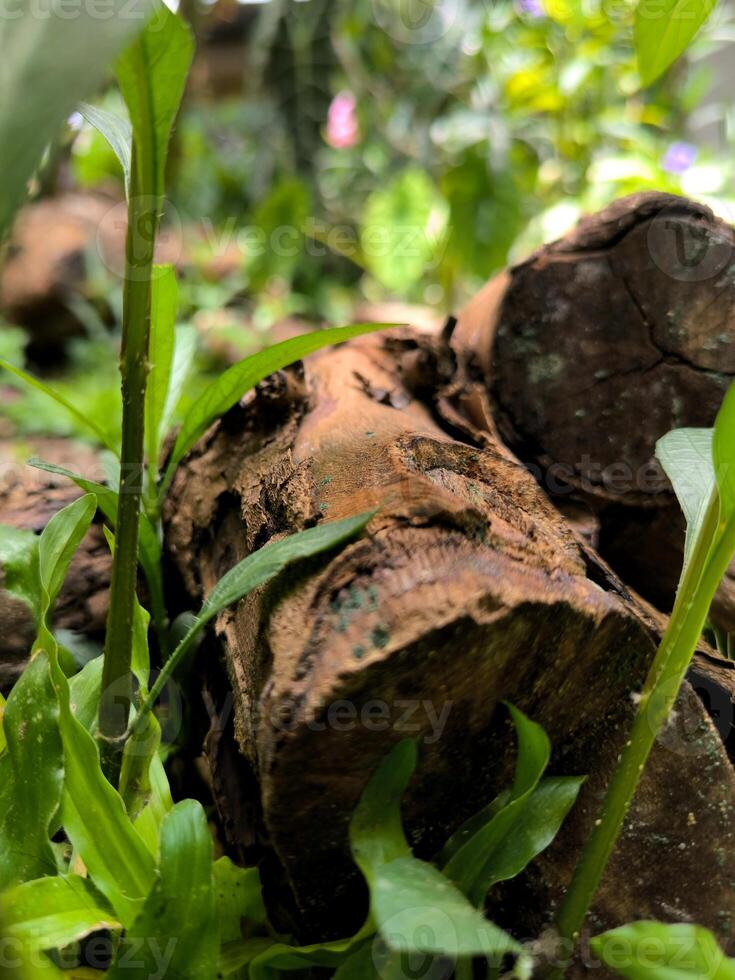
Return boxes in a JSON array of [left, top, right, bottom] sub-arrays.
[[133, 752, 174, 856], [0, 0, 152, 235], [350, 740, 416, 880], [0, 524, 40, 620], [656, 429, 715, 573], [79, 102, 132, 193], [0, 655, 63, 889], [371, 858, 520, 959], [159, 324, 197, 440], [116, 5, 194, 202], [635, 0, 717, 87], [443, 705, 550, 905], [145, 264, 178, 478], [29, 459, 165, 636], [249, 933, 370, 979], [713, 383, 735, 522], [0, 360, 120, 454], [333, 944, 379, 979], [592, 921, 735, 979], [162, 324, 393, 492], [202, 512, 375, 624], [0, 874, 121, 952], [0, 692, 6, 755], [37, 494, 97, 617], [67, 656, 103, 735], [474, 776, 584, 891], [107, 800, 218, 980], [46, 652, 156, 926], [135, 512, 375, 731]]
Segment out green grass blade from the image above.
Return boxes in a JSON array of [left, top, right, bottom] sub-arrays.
[[145, 264, 178, 483], [161, 323, 393, 495], [0, 360, 120, 455]]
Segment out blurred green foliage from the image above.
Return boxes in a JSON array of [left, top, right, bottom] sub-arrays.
[[65, 0, 735, 318]]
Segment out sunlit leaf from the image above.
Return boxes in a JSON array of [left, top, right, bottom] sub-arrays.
[[116, 4, 194, 203], [79, 102, 132, 194], [161, 324, 392, 494], [0, 655, 63, 889], [635, 0, 717, 87], [0, 875, 121, 951], [107, 800, 218, 980], [0, 524, 40, 620], [592, 921, 735, 979], [0, 0, 151, 235], [37, 494, 97, 618], [656, 428, 715, 573]]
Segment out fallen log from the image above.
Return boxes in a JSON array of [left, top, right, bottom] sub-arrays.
[[450, 191, 735, 623], [164, 328, 735, 951]]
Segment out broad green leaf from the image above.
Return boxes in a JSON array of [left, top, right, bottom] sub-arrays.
[[119, 711, 161, 822], [37, 494, 97, 618], [161, 324, 393, 493], [46, 651, 156, 926], [0, 360, 120, 454], [0, 0, 152, 236], [79, 102, 132, 194], [107, 800, 218, 980], [592, 921, 735, 980], [137, 512, 375, 724], [442, 705, 550, 905], [371, 858, 521, 959], [145, 264, 178, 477], [67, 656, 104, 734], [215, 857, 266, 943], [133, 753, 174, 856], [0, 524, 40, 619], [350, 741, 519, 963], [249, 932, 370, 979], [0, 654, 63, 889], [713, 383, 735, 523], [0, 874, 120, 951], [656, 429, 715, 573], [472, 777, 584, 892], [116, 5, 194, 203], [635, 0, 717, 87], [333, 944, 379, 979]]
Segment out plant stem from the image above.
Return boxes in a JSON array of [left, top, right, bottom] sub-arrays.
[[98, 147, 157, 783], [551, 492, 734, 970]]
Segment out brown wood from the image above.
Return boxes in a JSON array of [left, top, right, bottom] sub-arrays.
[[451, 191, 735, 625], [164, 328, 735, 949]]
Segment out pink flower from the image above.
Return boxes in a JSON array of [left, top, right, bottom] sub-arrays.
[[326, 91, 359, 149]]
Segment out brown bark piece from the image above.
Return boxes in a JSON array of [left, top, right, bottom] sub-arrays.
[[451, 192, 735, 624], [165, 329, 735, 947]]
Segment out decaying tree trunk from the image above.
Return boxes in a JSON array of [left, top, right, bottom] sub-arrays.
[[164, 329, 735, 950], [450, 191, 735, 624]]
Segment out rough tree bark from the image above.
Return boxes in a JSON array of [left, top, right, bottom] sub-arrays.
[[450, 191, 735, 622], [164, 329, 735, 952]]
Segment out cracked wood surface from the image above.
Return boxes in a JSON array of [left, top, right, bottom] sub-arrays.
[[451, 191, 735, 626], [165, 329, 735, 954]]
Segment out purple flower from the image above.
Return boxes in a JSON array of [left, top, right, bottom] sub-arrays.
[[662, 142, 698, 175], [515, 0, 544, 17], [326, 91, 359, 149]]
